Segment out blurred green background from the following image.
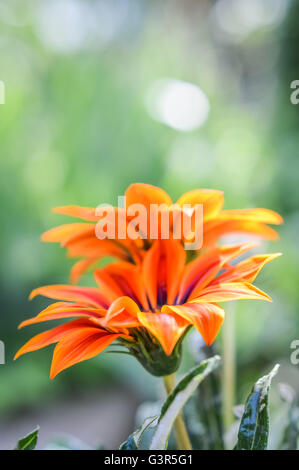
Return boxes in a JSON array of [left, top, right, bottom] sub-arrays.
[[0, 0, 298, 449]]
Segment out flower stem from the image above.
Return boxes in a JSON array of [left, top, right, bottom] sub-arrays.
[[163, 373, 192, 450], [222, 302, 236, 429]]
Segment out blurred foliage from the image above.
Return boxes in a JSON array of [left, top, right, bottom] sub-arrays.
[[0, 0, 298, 423]]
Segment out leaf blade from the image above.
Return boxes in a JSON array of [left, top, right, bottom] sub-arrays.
[[120, 416, 158, 450], [15, 426, 39, 450], [150, 355, 221, 450], [235, 364, 279, 450]]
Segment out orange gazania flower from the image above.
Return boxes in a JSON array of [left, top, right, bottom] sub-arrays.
[[42, 183, 283, 283], [15, 240, 280, 378]]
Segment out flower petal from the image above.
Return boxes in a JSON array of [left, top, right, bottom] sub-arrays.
[[125, 184, 173, 241], [176, 189, 224, 220], [137, 311, 189, 355], [213, 253, 282, 284], [102, 296, 141, 329], [41, 223, 95, 243], [29, 285, 109, 308], [190, 281, 272, 303], [142, 240, 186, 308], [14, 319, 103, 359], [218, 208, 283, 225], [94, 262, 149, 310], [178, 243, 256, 303], [65, 237, 129, 260], [53, 205, 100, 222], [203, 220, 280, 246], [125, 183, 172, 209], [50, 329, 118, 378], [18, 303, 106, 329], [70, 258, 99, 284], [163, 303, 224, 346]]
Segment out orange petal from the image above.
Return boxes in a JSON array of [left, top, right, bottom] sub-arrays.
[[203, 220, 280, 246], [163, 303, 224, 346], [61, 227, 96, 247], [107, 296, 140, 318], [164, 240, 186, 304], [41, 223, 95, 243], [125, 183, 172, 209], [102, 296, 141, 329], [61, 208, 133, 246], [94, 262, 149, 310], [126, 240, 145, 265], [29, 285, 109, 308], [142, 241, 159, 308], [14, 319, 103, 359], [213, 253, 282, 284], [53, 205, 100, 222], [142, 240, 186, 308], [125, 184, 172, 240], [176, 189, 224, 220], [50, 329, 118, 378], [190, 281, 272, 303], [218, 208, 283, 225], [18, 303, 106, 329], [178, 243, 255, 303], [65, 237, 129, 260], [137, 311, 189, 355], [70, 258, 99, 284]]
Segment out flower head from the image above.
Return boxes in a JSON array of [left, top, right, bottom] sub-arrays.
[[42, 183, 283, 283], [15, 240, 280, 378]]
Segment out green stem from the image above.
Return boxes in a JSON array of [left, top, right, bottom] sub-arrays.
[[222, 302, 236, 429], [163, 373, 192, 450]]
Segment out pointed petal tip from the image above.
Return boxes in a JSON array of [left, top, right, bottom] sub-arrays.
[[14, 347, 26, 360], [260, 252, 282, 264], [40, 229, 57, 242], [274, 213, 284, 225], [261, 209, 283, 225], [243, 282, 273, 302], [69, 269, 78, 285], [271, 252, 282, 259], [29, 289, 37, 300], [49, 369, 57, 380], [52, 206, 67, 214], [203, 324, 224, 347], [200, 328, 220, 347]]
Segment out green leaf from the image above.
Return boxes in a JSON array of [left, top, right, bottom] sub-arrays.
[[279, 383, 299, 450], [150, 355, 221, 450], [15, 426, 39, 450], [186, 343, 224, 450], [120, 416, 158, 450], [281, 406, 299, 450], [234, 364, 280, 450]]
